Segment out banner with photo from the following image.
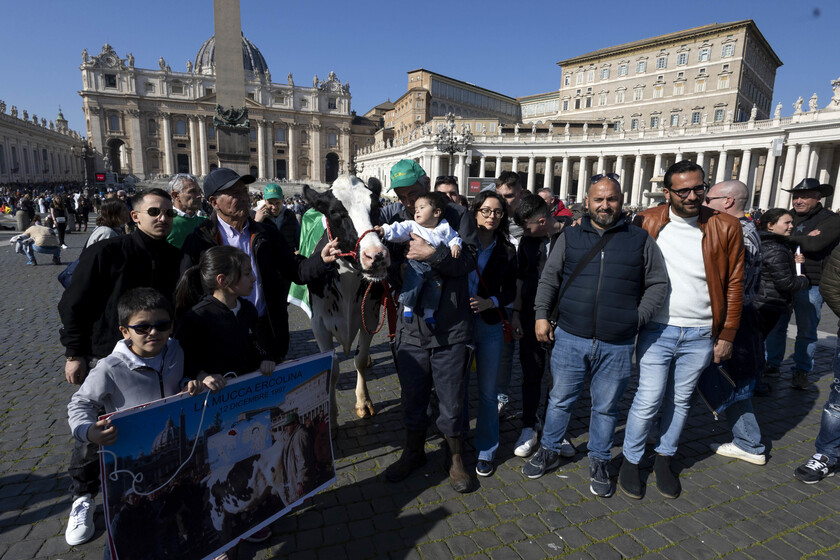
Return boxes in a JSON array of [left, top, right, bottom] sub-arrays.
[[99, 351, 335, 560]]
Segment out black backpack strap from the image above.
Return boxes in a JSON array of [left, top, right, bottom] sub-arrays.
[[551, 229, 616, 322]]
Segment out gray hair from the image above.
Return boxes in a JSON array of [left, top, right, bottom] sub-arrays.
[[169, 173, 199, 193]]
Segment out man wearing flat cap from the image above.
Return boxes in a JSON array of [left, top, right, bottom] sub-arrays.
[[380, 159, 480, 493], [181, 168, 340, 362], [766, 178, 840, 389]]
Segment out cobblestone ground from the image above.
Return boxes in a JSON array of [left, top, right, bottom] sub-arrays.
[[1, 227, 839, 559]]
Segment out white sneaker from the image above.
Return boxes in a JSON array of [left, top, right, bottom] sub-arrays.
[[560, 437, 575, 458], [514, 427, 539, 457], [65, 494, 95, 546], [711, 442, 766, 466], [497, 399, 509, 416], [61, 244, 69, 249]]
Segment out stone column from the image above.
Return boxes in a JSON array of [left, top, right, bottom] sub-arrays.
[[198, 117, 209, 176], [739, 149, 753, 200], [479, 156, 486, 178], [189, 117, 200, 176], [631, 154, 643, 207], [431, 154, 441, 180], [776, 144, 799, 209], [287, 125, 297, 180], [675, 152, 683, 162], [696, 151, 707, 178], [597, 155, 605, 175], [615, 155, 626, 200], [652, 153, 663, 192], [793, 143, 812, 189], [818, 146, 835, 186], [577, 156, 589, 200], [311, 124, 322, 182], [559, 156, 570, 201], [495, 155, 502, 178], [161, 114, 174, 175], [543, 156, 553, 192], [715, 149, 729, 184], [511, 156, 519, 175], [527, 156, 536, 193], [128, 110, 144, 177], [457, 153, 467, 197], [257, 120, 266, 179], [758, 149, 778, 210]]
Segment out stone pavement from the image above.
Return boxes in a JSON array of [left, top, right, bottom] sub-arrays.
[[0, 229, 839, 560]]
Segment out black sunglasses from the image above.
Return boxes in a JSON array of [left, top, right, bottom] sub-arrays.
[[590, 173, 620, 184], [435, 175, 458, 185], [123, 320, 173, 335], [137, 207, 177, 218]]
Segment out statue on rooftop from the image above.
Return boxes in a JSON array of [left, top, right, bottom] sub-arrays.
[[793, 96, 804, 114], [809, 93, 818, 112]]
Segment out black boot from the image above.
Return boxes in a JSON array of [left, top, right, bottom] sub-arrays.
[[619, 457, 642, 499], [654, 454, 680, 498], [385, 430, 427, 482], [444, 435, 472, 493]]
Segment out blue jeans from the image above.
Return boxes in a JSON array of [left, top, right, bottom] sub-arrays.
[[814, 336, 840, 463], [399, 259, 442, 313], [495, 339, 515, 404], [623, 322, 714, 464], [463, 316, 503, 461], [725, 398, 765, 454], [541, 327, 635, 461], [766, 285, 821, 372], [31, 244, 61, 257]]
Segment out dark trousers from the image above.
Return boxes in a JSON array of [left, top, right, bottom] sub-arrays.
[[396, 337, 468, 436], [56, 222, 67, 245], [519, 311, 547, 429], [69, 439, 101, 498]]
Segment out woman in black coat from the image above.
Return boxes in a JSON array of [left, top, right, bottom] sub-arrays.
[[755, 208, 809, 338]]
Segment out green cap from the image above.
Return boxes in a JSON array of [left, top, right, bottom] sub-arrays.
[[389, 159, 426, 190], [263, 183, 283, 200], [282, 412, 299, 426]]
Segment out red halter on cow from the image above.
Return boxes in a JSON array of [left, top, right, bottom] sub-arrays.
[[303, 175, 393, 431]]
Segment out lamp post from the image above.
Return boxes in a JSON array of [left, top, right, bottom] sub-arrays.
[[434, 112, 473, 176], [72, 142, 96, 189]]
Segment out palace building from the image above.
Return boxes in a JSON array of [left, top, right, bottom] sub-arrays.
[[79, 37, 354, 183]]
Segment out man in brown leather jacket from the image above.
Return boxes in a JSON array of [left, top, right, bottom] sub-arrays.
[[619, 160, 745, 500]]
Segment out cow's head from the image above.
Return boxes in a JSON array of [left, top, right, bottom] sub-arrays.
[[304, 175, 390, 280]]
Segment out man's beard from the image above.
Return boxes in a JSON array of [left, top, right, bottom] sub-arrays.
[[592, 210, 619, 228]]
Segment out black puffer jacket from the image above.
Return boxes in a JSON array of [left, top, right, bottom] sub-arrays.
[[754, 230, 809, 313]]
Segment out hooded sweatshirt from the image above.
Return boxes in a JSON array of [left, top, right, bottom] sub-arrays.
[[68, 338, 185, 443]]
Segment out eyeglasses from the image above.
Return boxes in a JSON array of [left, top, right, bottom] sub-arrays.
[[704, 195, 729, 204], [435, 175, 458, 185], [666, 184, 707, 199], [478, 207, 504, 218], [590, 173, 620, 183], [137, 207, 177, 218], [123, 320, 173, 335]]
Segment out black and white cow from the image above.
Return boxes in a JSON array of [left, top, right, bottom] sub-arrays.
[[304, 175, 390, 428]]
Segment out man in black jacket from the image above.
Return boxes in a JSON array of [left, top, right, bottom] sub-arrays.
[[381, 159, 479, 493], [523, 177, 668, 498], [765, 179, 840, 389], [58, 187, 182, 546], [180, 168, 339, 362]]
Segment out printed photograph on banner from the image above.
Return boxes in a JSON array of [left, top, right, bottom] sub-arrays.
[[98, 351, 335, 560]]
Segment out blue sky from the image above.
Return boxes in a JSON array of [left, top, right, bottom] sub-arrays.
[[2, 0, 836, 136]]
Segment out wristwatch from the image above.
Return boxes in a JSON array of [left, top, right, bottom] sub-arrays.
[[66, 356, 81, 362]]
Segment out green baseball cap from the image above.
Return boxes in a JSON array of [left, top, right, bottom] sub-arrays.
[[389, 159, 426, 190], [263, 183, 283, 200]]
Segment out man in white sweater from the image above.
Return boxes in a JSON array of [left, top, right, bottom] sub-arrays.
[[619, 160, 745, 500]]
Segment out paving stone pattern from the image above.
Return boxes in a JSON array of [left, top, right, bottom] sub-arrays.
[[1, 228, 838, 559]]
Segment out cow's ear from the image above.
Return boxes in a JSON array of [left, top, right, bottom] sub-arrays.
[[367, 177, 382, 199], [303, 184, 331, 215]]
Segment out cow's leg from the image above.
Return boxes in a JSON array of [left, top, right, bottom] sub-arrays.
[[353, 329, 375, 418]]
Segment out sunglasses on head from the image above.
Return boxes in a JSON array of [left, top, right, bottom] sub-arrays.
[[590, 173, 620, 184], [435, 175, 458, 185], [123, 320, 173, 335], [137, 207, 177, 218]]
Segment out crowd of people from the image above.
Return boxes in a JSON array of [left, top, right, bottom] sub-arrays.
[[19, 160, 837, 556]]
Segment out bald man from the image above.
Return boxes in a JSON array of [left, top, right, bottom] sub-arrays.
[[701, 180, 766, 464]]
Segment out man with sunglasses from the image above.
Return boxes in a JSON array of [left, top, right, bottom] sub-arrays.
[[765, 178, 840, 390], [620, 160, 745, 500], [58, 187, 183, 545]]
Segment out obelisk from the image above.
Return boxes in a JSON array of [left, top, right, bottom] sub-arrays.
[[213, 0, 251, 174]]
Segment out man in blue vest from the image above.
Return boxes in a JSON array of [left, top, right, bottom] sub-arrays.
[[522, 175, 668, 498]]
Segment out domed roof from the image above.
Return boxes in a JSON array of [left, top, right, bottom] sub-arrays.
[[152, 416, 179, 453], [194, 33, 269, 76]]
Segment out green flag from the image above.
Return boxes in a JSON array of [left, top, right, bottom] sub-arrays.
[[287, 208, 327, 318]]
